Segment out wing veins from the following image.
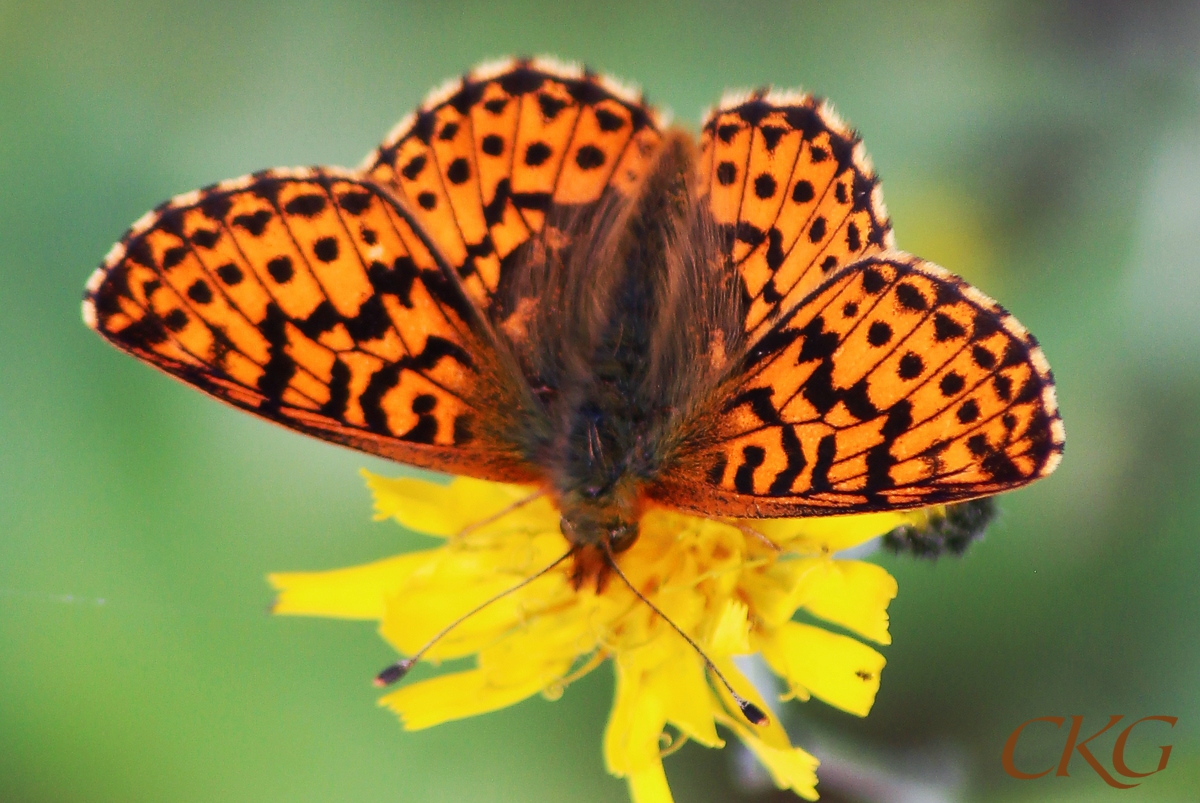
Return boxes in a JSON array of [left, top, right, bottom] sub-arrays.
[[546, 99, 586, 204], [730, 125, 756, 252], [171, 215, 336, 399], [828, 389, 1039, 488], [747, 161, 839, 300], [330, 185, 481, 408]]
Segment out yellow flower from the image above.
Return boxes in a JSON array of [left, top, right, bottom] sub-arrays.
[[270, 471, 923, 802]]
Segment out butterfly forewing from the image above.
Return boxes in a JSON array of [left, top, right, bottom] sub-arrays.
[[697, 92, 893, 341], [84, 168, 537, 481], [362, 58, 664, 315], [651, 253, 1064, 517]]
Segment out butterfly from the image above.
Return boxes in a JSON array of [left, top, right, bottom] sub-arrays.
[[84, 57, 1064, 587]]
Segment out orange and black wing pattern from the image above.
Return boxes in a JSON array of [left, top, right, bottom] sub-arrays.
[[696, 90, 893, 340], [362, 57, 664, 313], [83, 168, 537, 482], [652, 253, 1064, 518]]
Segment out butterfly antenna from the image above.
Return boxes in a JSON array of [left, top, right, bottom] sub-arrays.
[[600, 542, 769, 726], [455, 490, 546, 540], [374, 547, 573, 687]]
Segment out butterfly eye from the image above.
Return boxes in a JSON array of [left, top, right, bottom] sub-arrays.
[[609, 522, 639, 552]]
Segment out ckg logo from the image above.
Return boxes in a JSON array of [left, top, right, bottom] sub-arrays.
[[1002, 715, 1177, 788]]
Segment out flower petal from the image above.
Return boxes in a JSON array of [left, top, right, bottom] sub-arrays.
[[378, 661, 568, 730], [378, 532, 570, 660], [755, 510, 918, 553], [627, 760, 675, 803], [800, 559, 897, 645], [654, 652, 723, 748], [761, 621, 886, 717], [268, 550, 436, 620], [707, 598, 751, 655], [605, 652, 668, 776], [363, 470, 545, 537], [732, 724, 820, 802]]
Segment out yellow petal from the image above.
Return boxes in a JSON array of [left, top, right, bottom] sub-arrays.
[[652, 652, 722, 748], [378, 533, 570, 659], [800, 559, 898, 645], [707, 598, 751, 655], [362, 470, 542, 537], [268, 550, 436, 620], [761, 621, 886, 717], [605, 652, 668, 776], [755, 510, 917, 553], [379, 662, 567, 730], [737, 559, 818, 629], [733, 726, 820, 802], [628, 760, 675, 803]]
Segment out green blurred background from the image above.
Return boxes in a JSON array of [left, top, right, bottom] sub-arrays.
[[3, 1, 1198, 801]]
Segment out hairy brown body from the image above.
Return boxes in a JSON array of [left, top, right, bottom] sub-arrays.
[[496, 131, 741, 587]]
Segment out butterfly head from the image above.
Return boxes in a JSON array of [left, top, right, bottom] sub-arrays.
[[557, 482, 642, 555]]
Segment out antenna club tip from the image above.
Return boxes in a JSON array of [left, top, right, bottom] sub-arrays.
[[737, 698, 769, 726], [374, 659, 414, 687]]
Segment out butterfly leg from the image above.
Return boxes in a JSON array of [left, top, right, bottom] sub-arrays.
[[731, 521, 783, 552]]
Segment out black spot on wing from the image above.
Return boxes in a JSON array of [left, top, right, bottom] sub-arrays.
[[841, 379, 878, 420], [895, 283, 927, 311], [256, 303, 296, 404], [191, 228, 220, 248], [481, 134, 504, 156], [401, 155, 427, 180], [767, 425, 806, 495], [934, 312, 966, 342], [537, 93, 567, 119], [595, 108, 625, 132], [344, 294, 391, 342], [446, 158, 471, 185], [898, 352, 923, 380], [186, 280, 213, 304], [360, 365, 401, 434], [295, 300, 340, 339], [808, 434, 837, 493], [724, 386, 782, 424], [801, 360, 837, 414], [796, 316, 839, 363], [161, 246, 188, 270], [216, 263, 244, 286], [759, 125, 786, 150], [284, 193, 326, 217], [524, 142, 552, 166], [575, 144, 605, 170], [339, 191, 372, 216], [162, 308, 188, 332], [734, 445, 766, 494], [267, 256, 294, 283], [453, 414, 474, 446], [320, 358, 351, 419], [368, 257, 417, 306]]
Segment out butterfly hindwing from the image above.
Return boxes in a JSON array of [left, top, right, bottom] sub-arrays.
[[362, 57, 664, 314], [650, 253, 1064, 517], [84, 168, 538, 481], [697, 91, 893, 341]]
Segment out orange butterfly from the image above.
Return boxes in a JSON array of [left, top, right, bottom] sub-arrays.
[[84, 57, 1064, 588]]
